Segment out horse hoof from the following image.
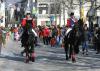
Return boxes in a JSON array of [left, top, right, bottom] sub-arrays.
[[29, 57, 35, 62], [25, 58, 29, 63], [69, 56, 71, 59], [32, 59, 35, 62], [72, 61, 76, 63], [66, 57, 69, 60], [31, 57, 35, 62], [25, 60, 29, 63], [72, 58, 76, 63]]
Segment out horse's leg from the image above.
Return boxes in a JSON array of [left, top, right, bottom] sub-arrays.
[[30, 43, 35, 62], [25, 46, 30, 63], [69, 44, 72, 59], [64, 44, 69, 60], [71, 45, 76, 63], [74, 40, 80, 54]]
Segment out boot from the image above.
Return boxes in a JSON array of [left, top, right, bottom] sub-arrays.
[[25, 56, 29, 63], [30, 52, 35, 62], [66, 55, 69, 60], [71, 53, 76, 63]]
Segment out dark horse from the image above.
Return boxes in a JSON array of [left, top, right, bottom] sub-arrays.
[[21, 20, 35, 63], [64, 23, 82, 62]]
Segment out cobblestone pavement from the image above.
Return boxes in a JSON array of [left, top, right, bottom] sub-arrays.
[[0, 39, 100, 71]]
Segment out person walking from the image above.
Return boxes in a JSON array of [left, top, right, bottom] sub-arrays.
[[82, 24, 89, 55], [0, 27, 5, 54], [43, 26, 50, 45]]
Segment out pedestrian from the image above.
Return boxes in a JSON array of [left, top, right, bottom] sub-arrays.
[[1, 27, 6, 48], [14, 27, 19, 41], [50, 36, 56, 47], [10, 27, 14, 40], [43, 26, 50, 45], [56, 26, 61, 46], [82, 24, 89, 55], [0, 27, 5, 54]]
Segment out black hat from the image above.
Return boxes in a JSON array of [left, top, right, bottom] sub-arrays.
[[26, 13, 31, 15], [70, 12, 74, 16]]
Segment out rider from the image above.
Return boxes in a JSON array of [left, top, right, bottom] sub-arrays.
[[21, 12, 36, 63], [64, 12, 78, 62], [21, 12, 35, 47], [67, 12, 77, 28], [21, 13, 36, 29]]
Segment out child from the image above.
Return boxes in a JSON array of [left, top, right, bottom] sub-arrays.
[[50, 37, 56, 47], [82, 24, 89, 55]]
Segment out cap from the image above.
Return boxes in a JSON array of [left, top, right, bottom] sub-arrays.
[[25, 11, 31, 15], [70, 12, 74, 16]]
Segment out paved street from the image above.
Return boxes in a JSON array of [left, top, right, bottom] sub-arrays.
[[1, 0, 100, 71], [0, 39, 100, 71], [6, 0, 21, 4]]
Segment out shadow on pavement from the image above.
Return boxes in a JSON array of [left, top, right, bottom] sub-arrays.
[[0, 54, 24, 63]]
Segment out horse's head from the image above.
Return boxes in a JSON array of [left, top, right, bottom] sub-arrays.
[[72, 24, 79, 32]]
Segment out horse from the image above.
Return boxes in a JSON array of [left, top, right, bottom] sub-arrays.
[[21, 26, 36, 63], [64, 24, 82, 62]]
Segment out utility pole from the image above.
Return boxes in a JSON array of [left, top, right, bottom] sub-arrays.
[[95, 0, 97, 22], [59, 2, 61, 26], [63, 2, 65, 26], [79, 0, 82, 19], [54, 0, 57, 26]]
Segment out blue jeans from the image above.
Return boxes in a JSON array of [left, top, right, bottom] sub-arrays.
[[82, 41, 88, 53]]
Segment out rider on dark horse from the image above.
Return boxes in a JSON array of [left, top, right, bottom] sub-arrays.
[[64, 25, 78, 62], [64, 12, 79, 62], [21, 13, 36, 63]]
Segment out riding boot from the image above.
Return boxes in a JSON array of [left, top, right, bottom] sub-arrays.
[[71, 52, 76, 63], [25, 56, 29, 63], [69, 55, 71, 59], [25, 50, 30, 63], [21, 49, 25, 56], [30, 52, 35, 62], [66, 55, 69, 60]]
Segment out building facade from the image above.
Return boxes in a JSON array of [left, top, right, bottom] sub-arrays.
[[37, 0, 61, 26], [24, 0, 100, 27], [0, 0, 5, 27]]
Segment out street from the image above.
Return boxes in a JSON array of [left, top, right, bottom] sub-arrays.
[[0, 39, 100, 71], [0, 0, 100, 71], [6, 0, 20, 4]]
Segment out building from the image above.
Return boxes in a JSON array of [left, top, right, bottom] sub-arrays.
[[0, 0, 5, 27], [23, 0, 100, 27], [37, 0, 61, 26]]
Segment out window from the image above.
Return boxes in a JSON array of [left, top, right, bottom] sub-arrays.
[[50, 3, 60, 14], [38, 4, 48, 14]]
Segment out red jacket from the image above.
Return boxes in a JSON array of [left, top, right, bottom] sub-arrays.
[[21, 18, 36, 28], [43, 28, 50, 37], [67, 19, 71, 27], [66, 18, 78, 27]]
